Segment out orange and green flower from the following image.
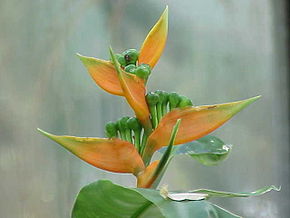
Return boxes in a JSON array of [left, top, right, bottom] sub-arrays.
[[77, 6, 168, 132], [38, 6, 260, 188]]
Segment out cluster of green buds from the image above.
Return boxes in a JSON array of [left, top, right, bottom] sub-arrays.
[[115, 49, 152, 80], [104, 91, 193, 154], [146, 91, 193, 128], [105, 116, 148, 153]]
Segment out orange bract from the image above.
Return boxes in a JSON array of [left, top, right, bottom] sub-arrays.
[[78, 54, 124, 96], [109, 48, 152, 131], [137, 160, 160, 188], [118, 69, 151, 130], [144, 96, 260, 157], [139, 6, 168, 68], [77, 7, 169, 127], [38, 129, 145, 175]]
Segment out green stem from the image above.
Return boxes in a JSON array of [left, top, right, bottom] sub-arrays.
[[134, 130, 141, 152], [149, 105, 158, 128], [156, 103, 163, 123], [148, 119, 181, 188], [125, 129, 132, 143], [140, 133, 148, 157], [162, 102, 168, 117], [119, 130, 126, 141], [169, 102, 173, 111]]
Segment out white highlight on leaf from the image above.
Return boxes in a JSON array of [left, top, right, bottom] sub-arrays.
[[167, 193, 208, 201], [159, 184, 208, 201]]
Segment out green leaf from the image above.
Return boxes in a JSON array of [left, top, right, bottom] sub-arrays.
[[151, 119, 181, 188], [190, 185, 280, 199], [176, 135, 231, 166], [159, 135, 231, 166], [72, 180, 241, 218]]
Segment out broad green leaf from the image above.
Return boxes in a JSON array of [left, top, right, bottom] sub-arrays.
[[176, 135, 231, 166], [72, 180, 241, 218], [191, 185, 280, 199], [158, 135, 231, 166]]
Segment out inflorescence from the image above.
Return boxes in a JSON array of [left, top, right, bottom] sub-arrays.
[[114, 48, 152, 80], [105, 47, 193, 154]]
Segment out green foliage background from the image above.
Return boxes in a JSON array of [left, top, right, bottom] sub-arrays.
[[0, 0, 288, 217]]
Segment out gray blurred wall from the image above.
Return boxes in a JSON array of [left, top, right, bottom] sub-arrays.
[[0, 0, 289, 217]]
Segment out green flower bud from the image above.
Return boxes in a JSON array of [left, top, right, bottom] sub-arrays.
[[163, 92, 169, 102], [105, 122, 118, 138], [124, 64, 137, 74], [146, 92, 159, 129], [126, 117, 142, 151], [162, 91, 169, 115], [155, 90, 168, 103], [118, 116, 130, 130], [169, 92, 181, 109], [136, 64, 151, 80], [117, 116, 132, 142], [178, 95, 193, 108], [127, 117, 142, 131], [115, 53, 126, 67], [122, 49, 139, 65], [146, 92, 159, 106]]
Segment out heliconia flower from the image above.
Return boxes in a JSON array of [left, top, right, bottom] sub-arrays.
[[38, 96, 260, 188], [39, 6, 262, 189], [77, 6, 168, 130]]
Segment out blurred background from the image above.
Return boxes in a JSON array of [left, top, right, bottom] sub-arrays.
[[0, 0, 289, 217]]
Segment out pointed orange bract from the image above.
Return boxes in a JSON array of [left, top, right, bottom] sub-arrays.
[[38, 129, 145, 175], [144, 96, 260, 156], [77, 54, 124, 96], [119, 71, 152, 130], [137, 160, 160, 188], [109, 48, 152, 131], [139, 6, 168, 68]]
